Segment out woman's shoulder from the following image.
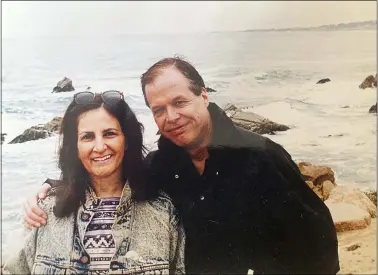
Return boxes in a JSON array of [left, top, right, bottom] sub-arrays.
[[155, 190, 176, 209], [137, 190, 177, 215]]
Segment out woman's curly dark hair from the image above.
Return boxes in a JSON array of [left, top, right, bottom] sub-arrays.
[[54, 94, 151, 217]]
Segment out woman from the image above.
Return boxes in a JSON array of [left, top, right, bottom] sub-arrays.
[[2, 90, 185, 274]]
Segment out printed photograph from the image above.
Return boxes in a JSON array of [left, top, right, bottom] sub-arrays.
[[2, 1, 376, 274]]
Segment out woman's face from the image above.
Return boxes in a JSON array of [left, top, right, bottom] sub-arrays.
[[77, 107, 125, 181]]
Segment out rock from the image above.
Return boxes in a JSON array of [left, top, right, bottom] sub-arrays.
[[223, 104, 290, 135], [368, 103, 377, 113], [305, 180, 314, 189], [297, 162, 336, 201], [297, 162, 335, 184], [9, 117, 62, 144], [359, 74, 376, 89], [9, 127, 51, 144], [52, 77, 75, 93], [1, 133, 6, 144], [320, 134, 344, 138], [206, 87, 217, 93], [345, 243, 361, 251], [224, 103, 239, 112], [322, 180, 336, 200], [363, 189, 377, 205], [44, 117, 63, 133], [316, 78, 331, 84], [325, 202, 371, 232], [327, 185, 376, 218]]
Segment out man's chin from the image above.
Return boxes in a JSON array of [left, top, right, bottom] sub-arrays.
[[171, 137, 201, 150], [164, 133, 191, 147]]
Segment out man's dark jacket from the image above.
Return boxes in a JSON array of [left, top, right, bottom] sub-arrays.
[[145, 102, 340, 274]]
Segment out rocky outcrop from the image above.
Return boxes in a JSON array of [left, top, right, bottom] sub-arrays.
[[325, 202, 371, 232], [1, 133, 6, 144], [296, 161, 376, 232], [223, 104, 290, 135], [368, 103, 377, 113], [52, 77, 75, 93], [9, 117, 62, 144], [206, 87, 217, 93], [327, 186, 376, 218], [316, 78, 331, 84], [359, 74, 377, 89], [44, 117, 63, 133], [297, 162, 336, 201]]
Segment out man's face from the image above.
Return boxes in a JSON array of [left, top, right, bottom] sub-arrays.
[[145, 67, 210, 149]]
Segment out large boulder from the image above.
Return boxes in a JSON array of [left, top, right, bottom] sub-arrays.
[[297, 162, 336, 201], [327, 185, 376, 218], [52, 77, 75, 93], [359, 74, 377, 89], [368, 103, 377, 113], [223, 104, 290, 135], [316, 78, 331, 84], [325, 202, 371, 232], [9, 117, 62, 144]]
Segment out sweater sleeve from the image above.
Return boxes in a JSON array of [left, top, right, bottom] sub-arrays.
[[169, 204, 186, 274]]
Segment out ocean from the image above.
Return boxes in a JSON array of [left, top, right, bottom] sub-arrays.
[[1, 30, 376, 257]]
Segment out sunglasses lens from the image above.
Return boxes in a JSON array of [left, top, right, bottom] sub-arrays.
[[75, 92, 94, 104], [102, 91, 123, 105]]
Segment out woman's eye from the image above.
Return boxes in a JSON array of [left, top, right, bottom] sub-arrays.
[[81, 134, 93, 141], [104, 131, 116, 137]]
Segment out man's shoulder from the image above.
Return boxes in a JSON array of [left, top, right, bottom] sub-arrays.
[[230, 126, 273, 153], [228, 126, 296, 171]]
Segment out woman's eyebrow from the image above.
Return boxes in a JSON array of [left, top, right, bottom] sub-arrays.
[[78, 131, 93, 136], [103, 128, 118, 132]]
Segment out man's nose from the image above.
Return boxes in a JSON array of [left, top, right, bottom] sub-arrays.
[[93, 137, 107, 152], [166, 106, 180, 122]]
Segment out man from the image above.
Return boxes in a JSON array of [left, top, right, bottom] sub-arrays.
[[24, 57, 340, 274]]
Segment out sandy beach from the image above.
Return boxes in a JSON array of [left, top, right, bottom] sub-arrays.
[[338, 219, 376, 274]]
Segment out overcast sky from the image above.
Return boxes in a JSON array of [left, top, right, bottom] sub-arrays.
[[2, 1, 376, 38]]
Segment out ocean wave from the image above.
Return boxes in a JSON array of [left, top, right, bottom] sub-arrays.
[[2, 107, 34, 115], [254, 69, 315, 82]]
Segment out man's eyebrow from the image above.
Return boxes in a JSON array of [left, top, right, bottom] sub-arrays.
[[172, 95, 186, 100], [151, 104, 164, 111]]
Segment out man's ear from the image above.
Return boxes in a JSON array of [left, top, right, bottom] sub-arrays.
[[201, 87, 209, 107]]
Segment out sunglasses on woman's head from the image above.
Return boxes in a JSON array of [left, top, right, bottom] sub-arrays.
[[74, 90, 124, 105]]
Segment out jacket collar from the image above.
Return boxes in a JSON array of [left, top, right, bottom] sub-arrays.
[[157, 102, 236, 154], [82, 181, 132, 213]]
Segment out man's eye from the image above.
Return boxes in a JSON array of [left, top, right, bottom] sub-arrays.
[[175, 101, 186, 107], [153, 108, 164, 116]]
